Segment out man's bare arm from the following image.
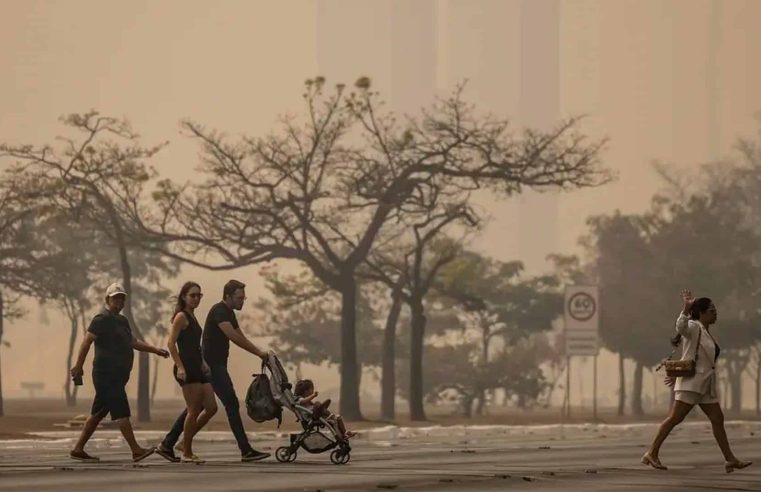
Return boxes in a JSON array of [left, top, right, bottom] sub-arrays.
[[219, 321, 267, 359], [132, 338, 169, 357], [70, 333, 96, 377]]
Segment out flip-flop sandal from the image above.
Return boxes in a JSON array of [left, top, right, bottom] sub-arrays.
[[132, 447, 156, 463]]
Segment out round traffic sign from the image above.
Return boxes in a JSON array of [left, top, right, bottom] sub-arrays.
[[567, 292, 596, 322]]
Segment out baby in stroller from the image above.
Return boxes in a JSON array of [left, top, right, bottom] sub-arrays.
[[293, 379, 356, 441], [258, 353, 353, 465]]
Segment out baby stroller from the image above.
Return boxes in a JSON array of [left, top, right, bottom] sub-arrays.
[[258, 352, 352, 465]]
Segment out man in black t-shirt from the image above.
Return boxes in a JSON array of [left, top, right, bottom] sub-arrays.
[[157, 280, 271, 463], [69, 283, 170, 463]]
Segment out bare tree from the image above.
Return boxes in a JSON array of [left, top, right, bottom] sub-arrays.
[[1, 113, 171, 421], [435, 252, 563, 415], [0, 175, 50, 415], [25, 214, 102, 406], [0, 290, 24, 417], [148, 78, 609, 419], [363, 201, 476, 421]]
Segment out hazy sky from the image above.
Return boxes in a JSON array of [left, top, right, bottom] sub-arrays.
[[2, 0, 760, 406]]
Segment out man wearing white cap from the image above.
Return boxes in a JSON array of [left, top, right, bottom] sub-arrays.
[[69, 282, 170, 462]]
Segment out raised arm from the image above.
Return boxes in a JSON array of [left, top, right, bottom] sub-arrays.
[[676, 289, 696, 336], [219, 321, 267, 359]]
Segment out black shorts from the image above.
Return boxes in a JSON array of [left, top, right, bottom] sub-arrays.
[[91, 373, 131, 420], [173, 364, 209, 386]]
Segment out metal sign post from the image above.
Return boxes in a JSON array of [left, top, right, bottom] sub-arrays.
[[593, 355, 598, 419], [566, 355, 571, 418], [564, 285, 600, 419]]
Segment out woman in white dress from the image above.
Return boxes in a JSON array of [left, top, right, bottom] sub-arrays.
[[642, 289, 752, 473]]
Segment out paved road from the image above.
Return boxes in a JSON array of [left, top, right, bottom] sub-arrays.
[[0, 421, 759, 491]]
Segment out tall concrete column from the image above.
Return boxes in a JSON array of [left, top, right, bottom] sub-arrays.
[[706, 0, 722, 160], [517, 0, 560, 272]]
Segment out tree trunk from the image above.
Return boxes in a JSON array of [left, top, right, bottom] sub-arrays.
[[151, 339, 162, 405], [381, 289, 403, 421], [74, 304, 88, 404], [755, 355, 760, 416], [728, 360, 743, 415], [137, 352, 150, 418], [475, 317, 490, 417], [481, 329, 489, 364], [617, 353, 626, 416], [475, 391, 486, 416], [721, 372, 730, 409], [0, 291, 4, 417], [631, 361, 644, 416], [116, 241, 151, 422], [64, 305, 79, 407], [719, 351, 749, 415], [460, 394, 474, 418], [339, 276, 362, 420], [408, 297, 427, 421]]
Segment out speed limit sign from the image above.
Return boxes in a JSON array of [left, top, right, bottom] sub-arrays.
[[564, 285, 599, 355], [568, 292, 596, 322]]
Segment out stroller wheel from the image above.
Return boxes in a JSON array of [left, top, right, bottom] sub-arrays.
[[330, 449, 350, 465], [275, 446, 296, 463]]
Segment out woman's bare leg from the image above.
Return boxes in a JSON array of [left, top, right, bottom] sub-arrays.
[[645, 400, 694, 463], [699, 403, 752, 471], [192, 383, 218, 434], [181, 383, 204, 458], [698, 403, 735, 461]]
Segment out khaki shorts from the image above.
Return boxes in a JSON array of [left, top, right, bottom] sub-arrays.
[[675, 390, 719, 405]]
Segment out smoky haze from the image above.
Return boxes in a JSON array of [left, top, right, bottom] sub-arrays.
[[1, 0, 760, 411]]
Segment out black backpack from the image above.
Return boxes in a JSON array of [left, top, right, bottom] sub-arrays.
[[245, 373, 283, 427]]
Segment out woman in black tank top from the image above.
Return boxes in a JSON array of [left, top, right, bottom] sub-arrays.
[[173, 311, 204, 384], [164, 282, 218, 463]]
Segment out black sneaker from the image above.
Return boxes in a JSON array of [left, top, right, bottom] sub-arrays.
[[241, 449, 270, 462], [156, 445, 180, 463]]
